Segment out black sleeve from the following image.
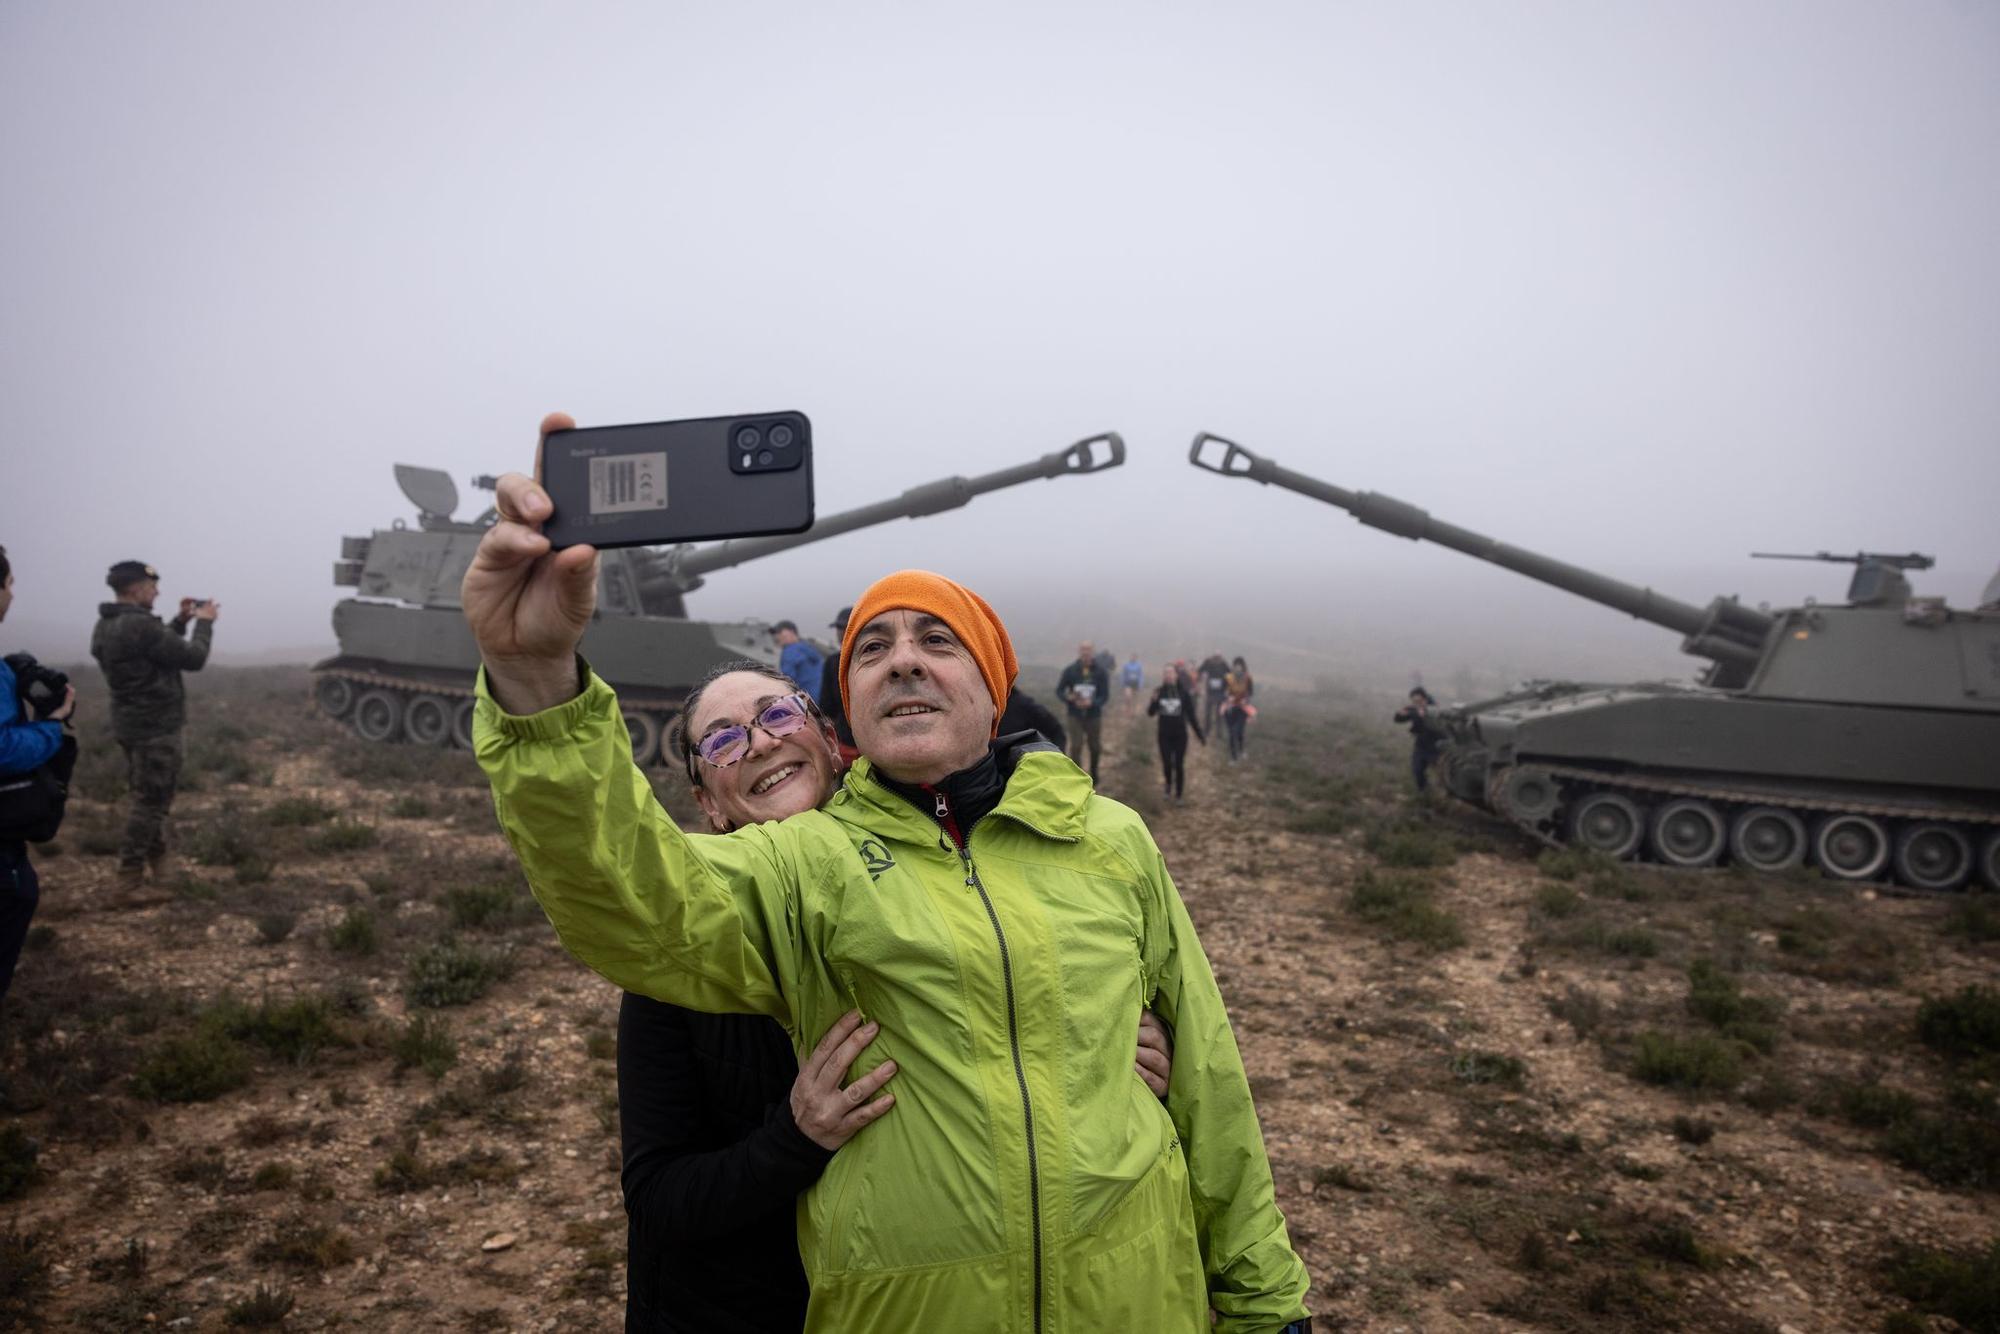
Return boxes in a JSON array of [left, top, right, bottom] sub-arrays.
[[817, 654, 850, 742], [617, 994, 833, 1242], [1146, 690, 1161, 718], [1025, 693, 1067, 750], [1187, 694, 1206, 745]]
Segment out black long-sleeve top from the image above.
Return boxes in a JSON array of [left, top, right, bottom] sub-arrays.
[[1147, 682, 1206, 745], [616, 995, 834, 1334], [998, 688, 1067, 751]]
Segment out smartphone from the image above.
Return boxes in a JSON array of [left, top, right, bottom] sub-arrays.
[[539, 412, 814, 550]]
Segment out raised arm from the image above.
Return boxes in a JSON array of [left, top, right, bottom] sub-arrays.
[[1141, 850, 1310, 1332], [467, 415, 797, 1019]]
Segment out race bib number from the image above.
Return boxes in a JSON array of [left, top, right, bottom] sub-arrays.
[[1073, 682, 1098, 706]]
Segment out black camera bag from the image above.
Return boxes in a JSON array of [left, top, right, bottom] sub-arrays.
[[0, 733, 76, 843]]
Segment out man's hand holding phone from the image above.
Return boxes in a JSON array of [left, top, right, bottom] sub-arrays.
[[463, 412, 601, 716]]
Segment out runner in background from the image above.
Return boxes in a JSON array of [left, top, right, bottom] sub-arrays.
[[1198, 652, 1230, 736], [1221, 656, 1255, 763], [1121, 652, 1144, 714], [1147, 662, 1205, 800]]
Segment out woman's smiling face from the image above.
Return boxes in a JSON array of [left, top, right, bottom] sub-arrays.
[[687, 671, 842, 833]]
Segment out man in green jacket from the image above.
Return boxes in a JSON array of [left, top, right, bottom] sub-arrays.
[[467, 414, 1311, 1334], [89, 560, 217, 897]]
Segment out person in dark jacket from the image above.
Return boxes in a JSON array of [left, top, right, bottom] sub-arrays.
[[816, 607, 856, 758], [620, 659, 1174, 1333], [0, 546, 77, 1006], [1392, 686, 1442, 793], [1197, 653, 1230, 736], [1147, 663, 1205, 800], [89, 559, 215, 896], [1054, 640, 1112, 782], [997, 686, 1065, 752]]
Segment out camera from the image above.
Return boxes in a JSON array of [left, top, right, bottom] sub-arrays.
[[5, 653, 70, 721], [191, 599, 212, 609]]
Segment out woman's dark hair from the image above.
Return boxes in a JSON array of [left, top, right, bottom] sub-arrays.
[[1231, 656, 1247, 670], [668, 658, 815, 788], [1409, 686, 1435, 703], [0, 545, 10, 585]]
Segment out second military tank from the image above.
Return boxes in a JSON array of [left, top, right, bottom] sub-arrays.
[[313, 432, 1125, 765], [1189, 432, 2000, 892]]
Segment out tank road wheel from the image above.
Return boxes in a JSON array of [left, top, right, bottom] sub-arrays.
[[1491, 767, 1560, 826], [1813, 814, 1890, 882], [1566, 791, 1646, 861], [1981, 829, 2000, 892], [450, 698, 478, 751], [1729, 806, 1807, 874], [1442, 748, 1490, 805], [1650, 798, 1727, 868], [315, 675, 356, 721], [1893, 823, 1974, 893], [624, 710, 661, 767], [352, 688, 406, 744], [403, 694, 452, 747]]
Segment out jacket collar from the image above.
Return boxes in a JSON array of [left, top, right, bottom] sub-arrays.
[[97, 602, 153, 620], [835, 733, 1091, 845]]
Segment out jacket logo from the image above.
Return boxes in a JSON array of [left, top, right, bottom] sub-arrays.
[[857, 839, 895, 881]]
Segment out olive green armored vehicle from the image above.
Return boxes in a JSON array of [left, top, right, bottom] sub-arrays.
[[1190, 432, 2000, 891], [313, 432, 1125, 765]]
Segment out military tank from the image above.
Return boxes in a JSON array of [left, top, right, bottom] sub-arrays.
[[1189, 432, 2000, 892], [313, 432, 1126, 765]]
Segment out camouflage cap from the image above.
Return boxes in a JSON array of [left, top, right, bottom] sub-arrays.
[[106, 560, 159, 590]]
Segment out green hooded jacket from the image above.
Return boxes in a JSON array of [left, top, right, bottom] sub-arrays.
[[477, 670, 1310, 1333]]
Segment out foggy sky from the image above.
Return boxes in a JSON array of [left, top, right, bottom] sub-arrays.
[[3, 1, 1995, 686]]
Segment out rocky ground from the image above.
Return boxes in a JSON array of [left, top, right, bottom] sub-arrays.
[[2, 667, 1995, 1331]]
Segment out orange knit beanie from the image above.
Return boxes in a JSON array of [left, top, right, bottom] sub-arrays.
[[838, 570, 1018, 737]]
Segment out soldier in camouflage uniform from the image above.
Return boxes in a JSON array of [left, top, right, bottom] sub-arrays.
[[89, 560, 218, 895]]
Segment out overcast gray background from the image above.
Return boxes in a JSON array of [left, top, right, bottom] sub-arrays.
[[4, 1, 1995, 692]]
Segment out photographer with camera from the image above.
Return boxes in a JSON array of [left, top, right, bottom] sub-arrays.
[[0, 546, 78, 1006], [90, 560, 216, 902]]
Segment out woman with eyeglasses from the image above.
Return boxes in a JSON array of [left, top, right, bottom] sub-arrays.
[[617, 660, 1175, 1333]]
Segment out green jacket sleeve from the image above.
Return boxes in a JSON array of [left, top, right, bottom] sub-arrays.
[[473, 665, 795, 1023], [1144, 852, 1311, 1333]]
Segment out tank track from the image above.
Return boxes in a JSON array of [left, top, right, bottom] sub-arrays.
[[1479, 759, 2000, 893], [308, 664, 685, 766]]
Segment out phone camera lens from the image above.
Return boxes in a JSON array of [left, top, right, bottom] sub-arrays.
[[736, 426, 762, 450], [769, 424, 794, 448], [757, 448, 774, 466]]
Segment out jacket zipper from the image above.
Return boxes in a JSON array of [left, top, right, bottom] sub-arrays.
[[934, 790, 1044, 1334]]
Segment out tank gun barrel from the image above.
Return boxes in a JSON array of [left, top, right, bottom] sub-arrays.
[[637, 431, 1125, 592], [1189, 431, 1776, 671]]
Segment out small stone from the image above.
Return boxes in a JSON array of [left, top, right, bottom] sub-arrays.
[[482, 1232, 518, 1253]]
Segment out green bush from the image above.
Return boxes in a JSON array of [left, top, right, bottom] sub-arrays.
[[253, 910, 297, 944], [209, 994, 342, 1065], [132, 1031, 252, 1103], [188, 814, 261, 869], [262, 798, 333, 828], [250, 1214, 354, 1270], [405, 941, 514, 1008], [224, 1284, 295, 1327], [1532, 883, 1582, 918], [1685, 958, 1783, 1052], [1917, 986, 2000, 1060], [1881, 1102, 2000, 1189], [1945, 898, 2000, 945], [1606, 928, 1659, 959], [0, 1126, 40, 1201], [446, 882, 530, 931], [329, 908, 377, 956], [1838, 1082, 1920, 1131], [1883, 1237, 2000, 1333], [388, 795, 432, 819], [1346, 870, 1464, 950], [1632, 1031, 1744, 1093], [309, 820, 378, 854], [392, 1014, 458, 1078], [1450, 1050, 1526, 1089], [1363, 818, 1459, 868]]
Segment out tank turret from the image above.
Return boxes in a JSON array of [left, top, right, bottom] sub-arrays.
[[314, 432, 1124, 765], [1189, 431, 2000, 891]]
